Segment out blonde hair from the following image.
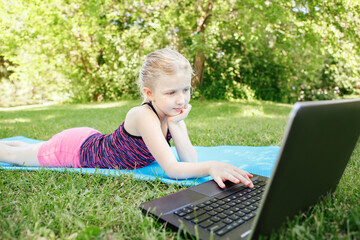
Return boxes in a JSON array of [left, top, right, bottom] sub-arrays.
[[138, 48, 193, 101]]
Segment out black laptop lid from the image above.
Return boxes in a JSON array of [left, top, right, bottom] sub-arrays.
[[250, 99, 360, 239]]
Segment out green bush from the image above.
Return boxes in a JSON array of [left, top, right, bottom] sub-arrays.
[[0, 0, 359, 105]]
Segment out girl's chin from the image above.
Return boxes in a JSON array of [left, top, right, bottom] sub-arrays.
[[168, 110, 182, 116]]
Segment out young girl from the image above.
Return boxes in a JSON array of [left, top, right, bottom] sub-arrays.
[[0, 48, 253, 189]]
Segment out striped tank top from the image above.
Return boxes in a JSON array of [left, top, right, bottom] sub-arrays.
[[79, 102, 172, 169]]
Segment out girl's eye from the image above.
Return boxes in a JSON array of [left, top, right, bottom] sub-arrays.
[[168, 91, 175, 95], [184, 88, 190, 93]]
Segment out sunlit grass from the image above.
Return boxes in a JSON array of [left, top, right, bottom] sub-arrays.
[[0, 118, 31, 124], [0, 100, 359, 239]]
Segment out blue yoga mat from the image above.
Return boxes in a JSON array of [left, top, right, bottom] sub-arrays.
[[0, 136, 279, 186]]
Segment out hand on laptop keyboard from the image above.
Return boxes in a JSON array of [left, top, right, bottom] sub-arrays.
[[207, 161, 254, 189]]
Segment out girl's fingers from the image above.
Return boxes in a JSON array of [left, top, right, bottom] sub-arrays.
[[226, 173, 240, 185], [214, 173, 253, 189], [234, 168, 254, 180], [231, 169, 254, 188], [215, 173, 240, 188], [238, 175, 254, 188], [168, 105, 191, 123], [235, 168, 253, 177], [211, 164, 255, 189], [214, 176, 226, 189]]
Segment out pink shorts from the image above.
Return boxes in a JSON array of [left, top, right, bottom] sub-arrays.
[[38, 127, 100, 168]]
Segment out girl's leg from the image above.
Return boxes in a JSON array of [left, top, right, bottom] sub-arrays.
[[0, 141, 34, 147], [0, 142, 43, 166]]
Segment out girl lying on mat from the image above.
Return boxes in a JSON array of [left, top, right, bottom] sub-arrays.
[[0, 48, 253, 189]]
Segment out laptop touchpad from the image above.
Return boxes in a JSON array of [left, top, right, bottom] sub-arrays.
[[190, 180, 224, 197]]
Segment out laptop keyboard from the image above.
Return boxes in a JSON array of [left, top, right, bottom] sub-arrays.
[[173, 179, 267, 236]]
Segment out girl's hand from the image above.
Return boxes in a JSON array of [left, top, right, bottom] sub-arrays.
[[208, 161, 254, 189], [167, 104, 192, 124]]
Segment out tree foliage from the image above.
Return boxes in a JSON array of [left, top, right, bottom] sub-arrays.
[[0, 0, 359, 106]]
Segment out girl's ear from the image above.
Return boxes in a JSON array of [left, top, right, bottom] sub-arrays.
[[143, 87, 154, 101]]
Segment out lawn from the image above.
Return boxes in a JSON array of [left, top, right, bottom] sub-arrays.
[[0, 100, 359, 239]]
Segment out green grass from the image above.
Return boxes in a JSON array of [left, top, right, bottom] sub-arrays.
[[0, 100, 359, 239]]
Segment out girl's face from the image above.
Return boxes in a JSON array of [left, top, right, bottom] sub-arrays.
[[147, 71, 191, 118]]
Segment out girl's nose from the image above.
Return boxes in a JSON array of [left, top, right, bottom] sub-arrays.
[[176, 95, 185, 105]]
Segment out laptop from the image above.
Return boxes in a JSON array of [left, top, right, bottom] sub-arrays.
[[140, 99, 360, 239]]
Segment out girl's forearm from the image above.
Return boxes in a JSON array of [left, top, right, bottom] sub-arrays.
[[168, 121, 197, 162], [165, 161, 211, 179]]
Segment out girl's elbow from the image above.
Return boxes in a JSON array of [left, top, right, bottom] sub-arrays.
[[163, 163, 186, 179], [164, 169, 181, 179]]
